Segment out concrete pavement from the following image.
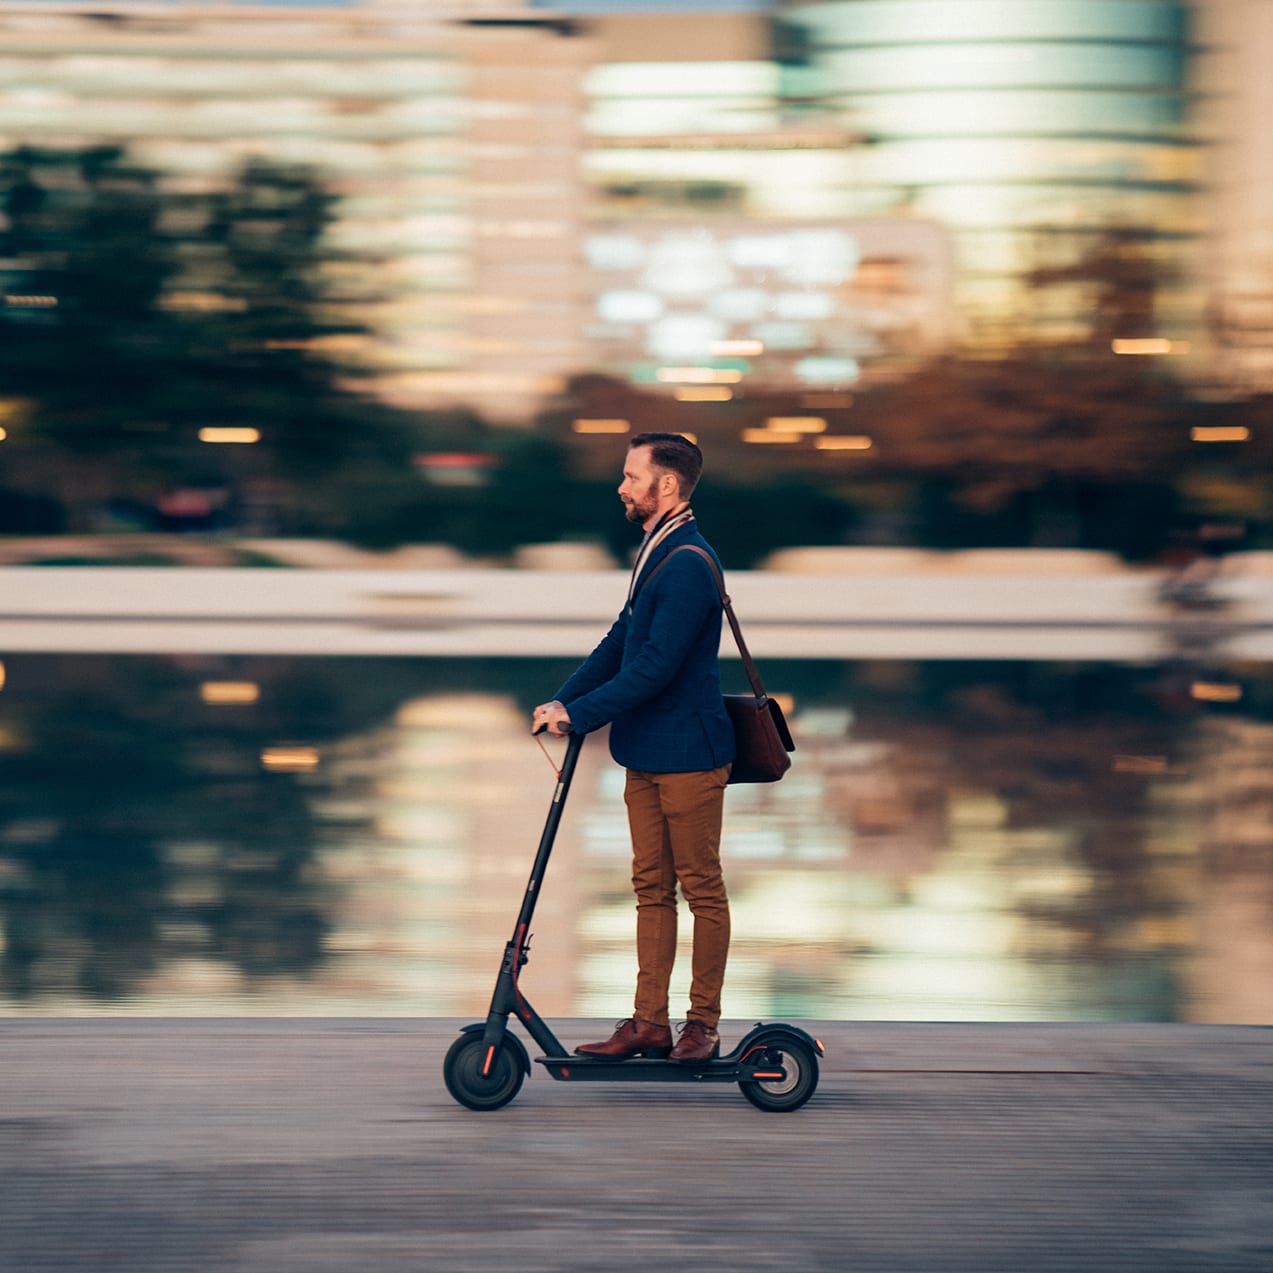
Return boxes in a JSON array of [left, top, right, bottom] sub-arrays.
[[1, 1019, 1270, 1272]]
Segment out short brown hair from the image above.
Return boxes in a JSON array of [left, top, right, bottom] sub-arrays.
[[629, 432, 703, 497]]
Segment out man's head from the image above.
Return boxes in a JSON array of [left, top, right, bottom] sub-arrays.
[[619, 432, 703, 529]]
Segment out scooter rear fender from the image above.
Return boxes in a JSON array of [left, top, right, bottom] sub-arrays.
[[725, 1022, 825, 1063]]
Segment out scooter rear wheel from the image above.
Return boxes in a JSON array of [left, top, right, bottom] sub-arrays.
[[739, 1036, 819, 1113], [443, 1033, 525, 1111]]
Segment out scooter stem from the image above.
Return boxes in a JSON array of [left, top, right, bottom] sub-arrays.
[[517, 728, 583, 936], [481, 730, 585, 1060]]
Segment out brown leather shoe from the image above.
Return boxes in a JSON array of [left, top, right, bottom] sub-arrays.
[[669, 1020, 720, 1063], [574, 1017, 673, 1059]]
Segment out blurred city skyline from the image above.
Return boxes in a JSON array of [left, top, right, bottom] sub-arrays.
[[1, 0, 1269, 424], [1, 0, 1271, 555]]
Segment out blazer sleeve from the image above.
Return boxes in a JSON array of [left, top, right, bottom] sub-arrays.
[[557, 552, 720, 736], [553, 609, 627, 704]]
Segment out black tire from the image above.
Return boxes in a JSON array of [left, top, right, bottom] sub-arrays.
[[739, 1037, 819, 1113], [443, 1033, 526, 1111]]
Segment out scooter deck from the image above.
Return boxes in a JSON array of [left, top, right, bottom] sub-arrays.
[[535, 1052, 789, 1084]]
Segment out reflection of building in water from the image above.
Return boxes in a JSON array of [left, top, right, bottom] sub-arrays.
[[1180, 717, 1273, 1024], [571, 695, 1196, 1024], [300, 681, 1248, 1024], [6, 659, 1265, 1022], [317, 693, 606, 1016]]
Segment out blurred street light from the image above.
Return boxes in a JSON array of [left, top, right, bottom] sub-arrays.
[[201, 682, 261, 705], [674, 386, 732, 401], [1190, 426, 1250, 442], [199, 427, 261, 444], [572, 418, 630, 434], [1112, 339, 1191, 356]]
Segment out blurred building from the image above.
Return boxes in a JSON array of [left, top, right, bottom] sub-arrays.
[[1192, 0, 1273, 396], [575, 7, 956, 395], [0, 0, 595, 422], [0, 0, 1269, 422], [768, 0, 1203, 354]]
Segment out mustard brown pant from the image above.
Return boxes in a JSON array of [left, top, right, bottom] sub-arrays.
[[624, 763, 731, 1030]]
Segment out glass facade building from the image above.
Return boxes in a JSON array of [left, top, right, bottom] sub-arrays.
[[578, 9, 957, 398], [774, 0, 1203, 348]]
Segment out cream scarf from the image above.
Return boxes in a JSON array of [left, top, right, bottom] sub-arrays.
[[627, 502, 694, 606]]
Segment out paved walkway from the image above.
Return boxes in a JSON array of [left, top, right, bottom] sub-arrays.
[[2, 1019, 1270, 1272]]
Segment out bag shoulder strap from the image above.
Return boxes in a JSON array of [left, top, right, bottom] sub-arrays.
[[633, 544, 768, 699]]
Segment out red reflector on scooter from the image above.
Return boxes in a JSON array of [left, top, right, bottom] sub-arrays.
[[752, 1071, 785, 1079], [482, 1045, 495, 1076]]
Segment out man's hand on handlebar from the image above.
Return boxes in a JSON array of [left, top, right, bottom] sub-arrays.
[[531, 701, 573, 737]]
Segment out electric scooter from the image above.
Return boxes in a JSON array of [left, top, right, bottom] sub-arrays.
[[443, 727, 823, 1112]]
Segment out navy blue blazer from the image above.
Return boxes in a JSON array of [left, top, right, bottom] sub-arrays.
[[554, 522, 736, 774]]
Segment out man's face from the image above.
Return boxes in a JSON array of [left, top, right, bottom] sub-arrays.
[[618, 445, 664, 528]]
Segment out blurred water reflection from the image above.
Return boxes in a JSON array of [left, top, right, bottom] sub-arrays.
[[0, 654, 1269, 1023]]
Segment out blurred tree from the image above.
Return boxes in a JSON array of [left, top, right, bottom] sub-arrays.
[[1028, 226, 1162, 349], [850, 352, 1192, 557], [0, 145, 187, 525], [0, 145, 419, 535], [188, 158, 386, 462]]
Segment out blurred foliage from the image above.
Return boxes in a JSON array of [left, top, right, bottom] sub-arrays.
[[0, 144, 420, 536], [1, 143, 1269, 560]]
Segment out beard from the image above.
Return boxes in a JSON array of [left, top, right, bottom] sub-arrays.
[[623, 478, 660, 525]]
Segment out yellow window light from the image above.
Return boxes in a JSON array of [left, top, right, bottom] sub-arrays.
[[201, 681, 261, 705], [199, 427, 261, 444], [815, 435, 873, 451], [656, 367, 744, 385], [1190, 681, 1242, 703], [765, 416, 827, 434], [674, 386, 733, 402], [3, 294, 57, 308], [1190, 426, 1250, 443], [0, 427, 6, 442], [743, 428, 800, 444], [1112, 338, 1190, 356], [0, 659, 5, 691], [572, 418, 630, 434], [262, 745, 320, 772], [710, 339, 764, 356]]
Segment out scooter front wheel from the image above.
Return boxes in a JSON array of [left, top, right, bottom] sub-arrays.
[[739, 1036, 819, 1113], [443, 1033, 526, 1111]]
